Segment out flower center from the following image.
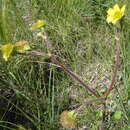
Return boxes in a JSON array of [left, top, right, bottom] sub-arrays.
[[114, 11, 122, 19]]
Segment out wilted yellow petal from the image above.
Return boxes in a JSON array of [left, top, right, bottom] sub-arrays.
[[1, 44, 14, 61], [30, 20, 46, 30], [68, 110, 77, 120], [60, 110, 77, 128], [15, 40, 30, 52]]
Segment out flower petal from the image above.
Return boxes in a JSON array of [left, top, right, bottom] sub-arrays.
[[112, 19, 118, 24], [106, 16, 113, 23], [60, 110, 77, 128], [113, 4, 120, 11], [121, 5, 126, 15], [1, 44, 14, 61], [15, 40, 30, 52], [107, 8, 114, 15], [30, 20, 46, 30], [106, 4, 126, 24]]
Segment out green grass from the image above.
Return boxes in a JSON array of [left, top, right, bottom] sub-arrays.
[[0, 0, 130, 129]]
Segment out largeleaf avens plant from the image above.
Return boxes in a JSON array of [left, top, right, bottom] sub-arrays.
[[0, 5, 127, 128]]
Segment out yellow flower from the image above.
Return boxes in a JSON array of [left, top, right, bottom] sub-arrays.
[[30, 20, 46, 30], [0, 44, 14, 61], [106, 4, 126, 24], [0, 41, 30, 61], [60, 110, 77, 128], [15, 40, 30, 52]]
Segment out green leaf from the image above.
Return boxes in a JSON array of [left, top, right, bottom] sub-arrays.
[[114, 111, 122, 120], [68, 110, 77, 120], [96, 111, 103, 119]]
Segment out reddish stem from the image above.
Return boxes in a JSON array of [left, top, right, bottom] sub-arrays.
[[105, 39, 120, 98], [50, 56, 99, 97], [75, 97, 106, 113], [18, 51, 99, 97]]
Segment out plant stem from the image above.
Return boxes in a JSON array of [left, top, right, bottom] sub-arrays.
[[50, 56, 99, 97], [104, 38, 120, 98], [75, 97, 106, 113], [18, 51, 99, 97]]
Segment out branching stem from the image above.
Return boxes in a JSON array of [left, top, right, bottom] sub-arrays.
[[18, 51, 99, 97], [18, 38, 120, 113]]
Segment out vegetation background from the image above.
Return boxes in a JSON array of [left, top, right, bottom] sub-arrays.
[[0, 0, 129, 129]]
